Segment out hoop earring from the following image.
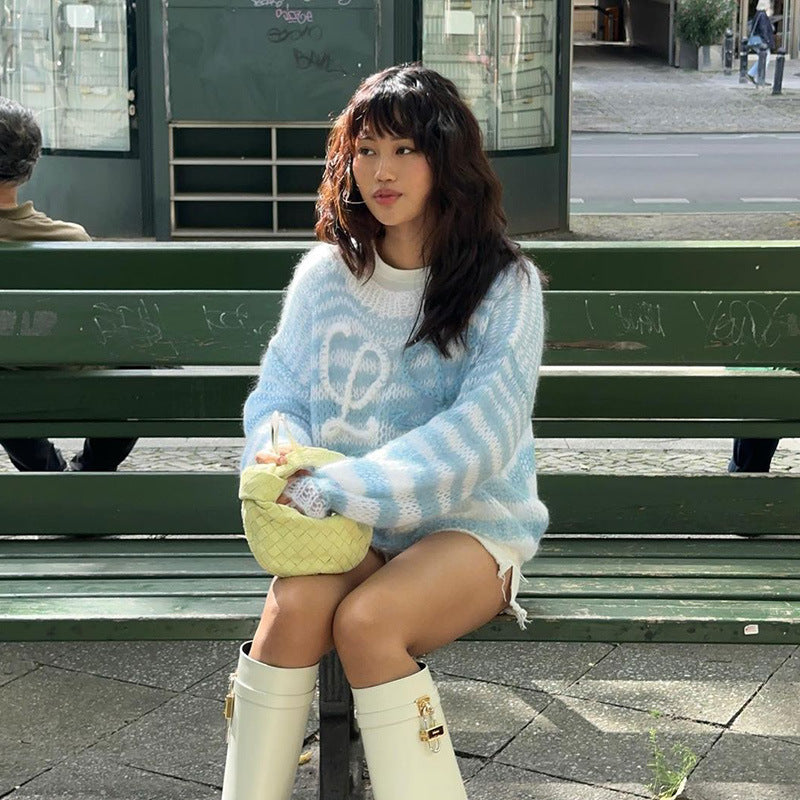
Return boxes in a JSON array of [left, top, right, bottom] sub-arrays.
[[343, 173, 366, 205], [343, 190, 366, 206]]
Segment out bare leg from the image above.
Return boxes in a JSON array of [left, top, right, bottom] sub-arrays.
[[332, 531, 511, 688], [250, 546, 385, 667]]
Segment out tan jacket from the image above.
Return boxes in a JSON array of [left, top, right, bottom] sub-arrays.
[[0, 201, 90, 242]]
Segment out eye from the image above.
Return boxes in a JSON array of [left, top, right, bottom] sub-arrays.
[[356, 146, 374, 156], [397, 146, 415, 155]]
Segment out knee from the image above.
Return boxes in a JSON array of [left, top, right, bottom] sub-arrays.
[[268, 576, 335, 630], [332, 590, 399, 658]]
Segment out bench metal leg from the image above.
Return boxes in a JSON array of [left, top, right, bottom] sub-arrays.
[[319, 651, 363, 800]]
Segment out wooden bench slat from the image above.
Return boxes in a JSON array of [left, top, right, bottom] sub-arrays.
[[2, 596, 797, 644], [0, 242, 308, 290], [1, 473, 798, 536], [523, 241, 800, 291], [5, 536, 798, 562], [3, 290, 800, 366], [0, 577, 271, 597], [538, 536, 800, 559], [3, 241, 799, 292], [4, 554, 797, 580], [0, 369, 798, 433], [4, 576, 799, 601], [2, 419, 797, 440], [0, 556, 260, 579], [472, 600, 800, 644], [525, 559, 800, 578]]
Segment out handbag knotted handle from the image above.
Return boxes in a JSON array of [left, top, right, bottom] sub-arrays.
[[270, 411, 299, 456]]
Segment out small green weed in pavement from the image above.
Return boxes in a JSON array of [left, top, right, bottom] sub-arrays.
[[646, 712, 698, 800]]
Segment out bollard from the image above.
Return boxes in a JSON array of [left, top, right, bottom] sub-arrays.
[[756, 43, 768, 85], [739, 37, 749, 83], [772, 48, 786, 94], [724, 29, 734, 74]]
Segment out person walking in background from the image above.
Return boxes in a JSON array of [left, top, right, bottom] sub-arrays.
[[747, 0, 775, 84], [0, 97, 137, 472]]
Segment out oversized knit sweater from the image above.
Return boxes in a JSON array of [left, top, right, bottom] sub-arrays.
[[242, 243, 549, 565]]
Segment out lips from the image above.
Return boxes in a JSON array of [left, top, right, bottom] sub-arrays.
[[372, 189, 401, 206]]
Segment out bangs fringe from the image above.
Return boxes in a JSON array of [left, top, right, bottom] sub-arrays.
[[350, 90, 426, 147]]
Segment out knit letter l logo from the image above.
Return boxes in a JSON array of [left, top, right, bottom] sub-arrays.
[[320, 323, 390, 443]]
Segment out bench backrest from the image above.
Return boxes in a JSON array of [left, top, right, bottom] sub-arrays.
[[1, 241, 798, 539]]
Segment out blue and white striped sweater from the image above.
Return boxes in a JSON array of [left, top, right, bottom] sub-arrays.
[[242, 243, 549, 564]]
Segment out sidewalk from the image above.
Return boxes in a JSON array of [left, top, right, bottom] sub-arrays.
[[2, 436, 799, 800], [572, 44, 800, 133]]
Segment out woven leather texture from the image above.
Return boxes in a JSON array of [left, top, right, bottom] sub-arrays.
[[239, 446, 372, 577]]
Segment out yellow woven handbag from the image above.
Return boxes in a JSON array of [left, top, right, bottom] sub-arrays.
[[239, 413, 372, 577]]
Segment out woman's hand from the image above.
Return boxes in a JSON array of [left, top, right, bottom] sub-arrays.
[[255, 443, 293, 466], [253, 443, 311, 506]]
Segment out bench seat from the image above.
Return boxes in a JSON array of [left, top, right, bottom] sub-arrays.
[[3, 535, 798, 644]]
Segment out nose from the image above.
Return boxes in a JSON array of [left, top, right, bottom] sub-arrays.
[[374, 155, 395, 182]]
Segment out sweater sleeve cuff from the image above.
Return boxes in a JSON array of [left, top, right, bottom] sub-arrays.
[[283, 476, 331, 519]]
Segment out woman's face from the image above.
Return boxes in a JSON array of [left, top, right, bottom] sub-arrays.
[[351, 133, 434, 239]]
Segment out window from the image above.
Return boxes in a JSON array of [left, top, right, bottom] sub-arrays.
[[0, 0, 132, 152], [423, 0, 557, 151]]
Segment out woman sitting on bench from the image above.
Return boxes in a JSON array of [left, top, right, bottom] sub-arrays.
[[225, 65, 549, 800]]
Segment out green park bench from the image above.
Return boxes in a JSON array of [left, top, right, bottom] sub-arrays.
[[1, 240, 798, 799]]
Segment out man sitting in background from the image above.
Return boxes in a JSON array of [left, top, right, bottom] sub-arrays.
[[0, 97, 137, 471]]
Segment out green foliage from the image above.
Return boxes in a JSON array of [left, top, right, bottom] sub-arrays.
[[676, 0, 736, 46], [646, 728, 698, 800]]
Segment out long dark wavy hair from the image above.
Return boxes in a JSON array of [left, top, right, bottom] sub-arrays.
[[315, 64, 527, 358]]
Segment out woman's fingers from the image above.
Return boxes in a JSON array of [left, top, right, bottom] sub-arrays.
[[255, 443, 294, 465]]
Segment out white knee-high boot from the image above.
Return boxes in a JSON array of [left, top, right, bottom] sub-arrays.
[[351, 663, 467, 800], [222, 642, 318, 800]]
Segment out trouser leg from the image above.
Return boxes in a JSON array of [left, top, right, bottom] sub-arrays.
[[0, 438, 66, 471], [729, 438, 780, 473], [70, 437, 138, 471]]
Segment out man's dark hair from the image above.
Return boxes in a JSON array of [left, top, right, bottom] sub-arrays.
[[0, 97, 42, 185]]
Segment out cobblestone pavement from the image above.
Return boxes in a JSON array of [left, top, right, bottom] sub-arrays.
[[3, 437, 796, 475], [572, 45, 800, 134], [529, 211, 800, 241]]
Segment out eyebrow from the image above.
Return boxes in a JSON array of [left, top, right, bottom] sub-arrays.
[[357, 135, 413, 142]]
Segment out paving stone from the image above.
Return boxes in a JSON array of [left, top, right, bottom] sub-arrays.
[[731, 650, 800, 743], [90, 694, 229, 787], [5, 749, 221, 800], [565, 643, 795, 725], [0, 666, 172, 795], [0, 651, 38, 688], [437, 676, 550, 758], [427, 641, 615, 693], [686, 732, 800, 799], [91, 691, 319, 788], [2, 640, 241, 693], [496, 694, 719, 796], [465, 762, 644, 800]]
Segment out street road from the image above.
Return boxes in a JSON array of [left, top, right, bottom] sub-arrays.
[[570, 133, 800, 214]]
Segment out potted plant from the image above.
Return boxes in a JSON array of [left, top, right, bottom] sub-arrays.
[[675, 0, 736, 70]]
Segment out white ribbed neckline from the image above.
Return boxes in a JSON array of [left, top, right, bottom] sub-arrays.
[[370, 250, 428, 292]]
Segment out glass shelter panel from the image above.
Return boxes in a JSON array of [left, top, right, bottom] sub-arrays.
[[0, 0, 131, 151], [422, 0, 556, 150]]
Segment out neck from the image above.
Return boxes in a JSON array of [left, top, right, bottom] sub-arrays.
[[378, 226, 429, 271], [0, 184, 19, 209]]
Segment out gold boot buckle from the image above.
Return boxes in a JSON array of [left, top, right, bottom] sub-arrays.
[[416, 695, 445, 753], [223, 672, 236, 742]]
